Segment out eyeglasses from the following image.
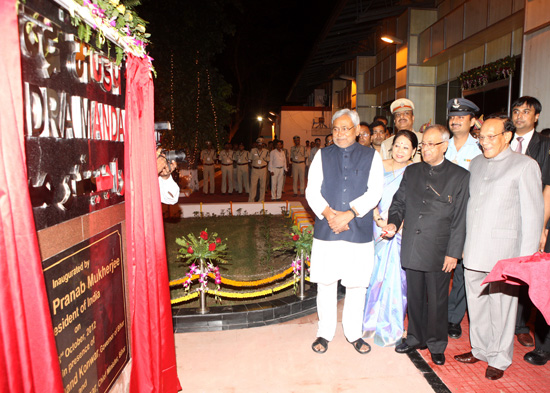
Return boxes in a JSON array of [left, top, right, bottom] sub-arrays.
[[359, 133, 370, 138], [420, 141, 446, 149], [332, 125, 355, 134], [478, 131, 505, 142]]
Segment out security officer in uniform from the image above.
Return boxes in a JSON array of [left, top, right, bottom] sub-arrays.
[[219, 142, 234, 194], [445, 98, 482, 340], [234, 142, 250, 194], [290, 135, 307, 196], [248, 138, 270, 202], [200, 141, 216, 194]]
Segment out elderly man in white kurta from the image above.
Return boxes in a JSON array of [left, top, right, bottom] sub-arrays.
[[306, 109, 383, 355]]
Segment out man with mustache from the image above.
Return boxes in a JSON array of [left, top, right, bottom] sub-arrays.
[[445, 98, 482, 340], [380, 98, 422, 162]]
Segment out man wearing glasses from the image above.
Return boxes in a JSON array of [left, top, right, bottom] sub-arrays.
[[455, 115, 543, 380], [357, 122, 372, 147], [383, 124, 470, 366], [380, 98, 422, 162], [306, 109, 384, 355]]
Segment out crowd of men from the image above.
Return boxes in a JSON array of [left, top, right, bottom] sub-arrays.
[[198, 134, 333, 202], [302, 96, 550, 381]]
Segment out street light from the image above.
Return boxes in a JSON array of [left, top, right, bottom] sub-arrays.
[[381, 35, 403, 45], [257, 116, 263, 122]]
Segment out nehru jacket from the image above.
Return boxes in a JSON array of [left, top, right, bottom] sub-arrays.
[[388, 159, 470, 271]]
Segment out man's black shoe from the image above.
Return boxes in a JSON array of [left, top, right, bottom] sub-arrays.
[[524, 349, 550, 366], [448, 322, 462, 339], [395, 341, 427, 354], [431, 353, 445, 365]]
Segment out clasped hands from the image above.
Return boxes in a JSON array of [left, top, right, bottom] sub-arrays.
[[323, 206, 354, 234], [381, 223, 457, 272]]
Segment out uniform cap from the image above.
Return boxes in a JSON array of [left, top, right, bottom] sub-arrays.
[[256, 137, 264, 144], [390, 98, 415, 114], [447, 98, 479, 117]]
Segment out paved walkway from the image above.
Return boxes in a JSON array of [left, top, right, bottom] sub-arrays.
[[174, 301, 434, 393], [175, 170, 550, 392]]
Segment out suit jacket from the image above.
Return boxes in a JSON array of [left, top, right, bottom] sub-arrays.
[[463, 148, 544, 273], [388, 159, 470, 272], [526, 131, 550, 186]]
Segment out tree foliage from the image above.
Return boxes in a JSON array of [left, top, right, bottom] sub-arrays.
[[138, 0, 239, 160]]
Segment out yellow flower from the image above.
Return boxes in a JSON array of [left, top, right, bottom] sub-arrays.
[[110, 0, 119, 6], [116, 4, 126, 14], [136, 24, 146, 33]]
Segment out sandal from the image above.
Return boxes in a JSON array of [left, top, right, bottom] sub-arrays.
[[351, 338, 371, 354], [311, 337, 329, 354]]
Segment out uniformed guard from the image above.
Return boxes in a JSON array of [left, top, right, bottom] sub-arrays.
[[200, 141, 216, 194], [219, 142, 234, 194], [290, 135, 307, 196], [444, 97, 482, 341], [248, 138, 270, 202], [234, 142, 250, 194]]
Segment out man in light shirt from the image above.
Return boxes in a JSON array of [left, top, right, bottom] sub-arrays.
[[219, 142, 234, 194], [306, 109, 383, 356], [444, 98, 482, 341], [268, 140, 288, 200]]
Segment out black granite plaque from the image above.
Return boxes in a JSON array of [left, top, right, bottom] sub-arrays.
[[42, 224, 128, 393]]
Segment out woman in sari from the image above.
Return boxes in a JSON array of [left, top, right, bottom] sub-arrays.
[[363, 129, 418, 346]]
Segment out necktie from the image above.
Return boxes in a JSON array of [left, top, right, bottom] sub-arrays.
[[515, 136, 524, 153]]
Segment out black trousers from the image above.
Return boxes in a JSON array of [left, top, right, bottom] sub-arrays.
[[405, 269, 451, 354]]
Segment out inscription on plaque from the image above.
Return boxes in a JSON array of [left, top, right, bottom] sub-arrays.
[[42, 224, 128, 393]]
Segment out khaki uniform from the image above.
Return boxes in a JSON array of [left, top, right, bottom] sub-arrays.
[[234, 150, 250, 193], [248, 148, 269, 202], [200, 148, 216, 193], [219, 149, 234, 193], [290, 145, 307, 195]]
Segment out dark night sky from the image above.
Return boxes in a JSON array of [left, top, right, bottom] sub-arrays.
[[138, 0, 337, 142]]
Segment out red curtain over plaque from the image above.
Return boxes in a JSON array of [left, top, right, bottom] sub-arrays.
[[124, 55, 181, 393], [0, 2, 64, 392]]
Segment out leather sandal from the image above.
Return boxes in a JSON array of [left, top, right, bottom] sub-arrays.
[[311, 337, 329, 354], [351, 338, 371, 354]]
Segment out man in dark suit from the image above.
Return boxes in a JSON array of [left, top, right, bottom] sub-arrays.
[[510, 96, 550, 348], [383, 124, 470, 366]]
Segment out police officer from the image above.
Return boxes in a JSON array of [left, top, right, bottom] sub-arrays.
[[219, 142, 234, 194], [200, 141, 216, 194], [445, 98, 482, 340], [290, 135, 307, 196], [248, 138, 270, 202], [234, 142, 250, 194]]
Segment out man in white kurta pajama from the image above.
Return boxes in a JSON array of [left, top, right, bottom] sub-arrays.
[[306, 109, 383, 354]]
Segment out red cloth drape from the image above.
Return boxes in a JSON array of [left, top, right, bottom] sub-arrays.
[[124, 55, 181, 393], [0, 2, 64, 392]]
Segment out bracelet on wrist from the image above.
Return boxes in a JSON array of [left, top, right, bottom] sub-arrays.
[[349, 209, 357, 218]]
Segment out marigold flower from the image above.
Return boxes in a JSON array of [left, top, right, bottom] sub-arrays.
[[292, 234, 299, 241], [200, 231, 208, 240], [209, 243, 216, 251], [187, 246, 194, 254]]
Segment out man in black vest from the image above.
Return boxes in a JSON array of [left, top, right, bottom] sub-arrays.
[[306, 109, 384, 355], [383, 124, 470, 366]]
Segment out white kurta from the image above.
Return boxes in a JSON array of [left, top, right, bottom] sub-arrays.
[[305, 146, 384, 287]]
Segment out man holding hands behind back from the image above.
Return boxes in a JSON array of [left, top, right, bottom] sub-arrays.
[[306, 109, 384, 355], [383, 124, 470, 366]]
